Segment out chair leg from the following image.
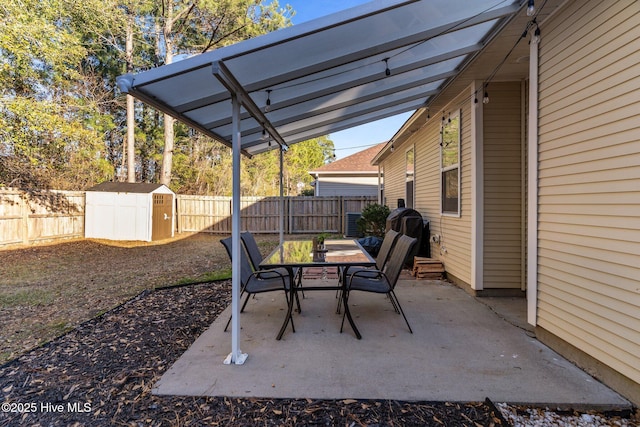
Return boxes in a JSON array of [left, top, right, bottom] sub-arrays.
[[335, 266, 347, 313], [390, 290, 413, 333], [225, 290, 247, 332], [240, 292, 251, 312], [293, 287, 302, 313], [224, 314, 232, 332], [339, 290, 349, 332], [387, 293, 401, 314]]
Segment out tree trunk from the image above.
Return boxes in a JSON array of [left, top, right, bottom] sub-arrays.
[[159, 6, 175, 187], [126, 14, 136, 183], [126, 94, 136, 182]]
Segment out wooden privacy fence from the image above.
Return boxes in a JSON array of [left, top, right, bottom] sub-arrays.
[[177, 195, 377, 234], [0, 189, 85, 246], [0, 189, 377, 246]]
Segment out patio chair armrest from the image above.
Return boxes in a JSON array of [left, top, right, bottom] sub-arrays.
[[250, 268, 291, 287], [346, 269, 388, 288]]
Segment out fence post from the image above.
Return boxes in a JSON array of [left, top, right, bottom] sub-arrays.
[[175, 195, 181, 233], [287, 196, 292, 234], [20, 192, 29, 245], [339, 196, 344, 235]]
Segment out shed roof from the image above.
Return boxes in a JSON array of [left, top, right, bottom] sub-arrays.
[[86, 182, 171, 194], [117, 0, 524, 157], [310, 143, 385, 175]]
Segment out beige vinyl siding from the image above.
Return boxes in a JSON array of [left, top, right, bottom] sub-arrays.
[[381, 148, 408, 209], [483, 82, 523, 288], [316, 176, 378, 197], [537, 0, 640, 385], [414, 91, 473, 285]]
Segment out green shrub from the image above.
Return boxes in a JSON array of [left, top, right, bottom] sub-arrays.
[[357, 203, 390, 238]]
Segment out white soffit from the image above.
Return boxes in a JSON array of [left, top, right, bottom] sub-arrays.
[[118, 0, 522, 156]]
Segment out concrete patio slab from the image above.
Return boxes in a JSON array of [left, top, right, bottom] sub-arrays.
[[154, 278, 631, 410]]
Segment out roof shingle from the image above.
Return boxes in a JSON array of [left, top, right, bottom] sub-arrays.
[[310, 143, 385, 174]]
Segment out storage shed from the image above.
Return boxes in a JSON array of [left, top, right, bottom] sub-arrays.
[[85, 183, 175, 242]]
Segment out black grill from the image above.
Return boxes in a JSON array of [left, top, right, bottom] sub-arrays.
[[385, 208, 430, 259]]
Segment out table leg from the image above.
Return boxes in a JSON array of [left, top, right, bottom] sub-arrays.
[[277, 268, 297, 340], [341, 286, 362, 340], [335, 266, 350, 314]]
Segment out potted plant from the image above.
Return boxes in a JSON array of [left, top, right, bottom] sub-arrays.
[[313, 232, 330, 251]]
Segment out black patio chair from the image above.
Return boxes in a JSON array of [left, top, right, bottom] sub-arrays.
[[240, 231, 266, 271], [241, 231, 301, 286], [341, 234, 417, 335], [352, 229, 401, 277], [336, 229, 401, 313], [221, 236, 298, 334]]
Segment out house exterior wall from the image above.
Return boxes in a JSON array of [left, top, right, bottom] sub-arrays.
[[536, 0, 640, 394], [380, 147, 408, 209], [483, 82, 523, 289], [435, 93, 473, 286], [315, 175, 378, 197], [382, 90, 473, 286]]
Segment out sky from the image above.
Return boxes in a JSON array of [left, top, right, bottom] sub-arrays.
[[275, 0, 413, 159]]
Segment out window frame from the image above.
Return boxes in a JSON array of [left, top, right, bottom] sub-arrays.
[[440, 109, 461, 216], [405, 145, 415, 208]]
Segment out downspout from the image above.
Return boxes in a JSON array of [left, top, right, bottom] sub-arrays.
[[527, 27, 540, 327], [521, 81, 527, 292]]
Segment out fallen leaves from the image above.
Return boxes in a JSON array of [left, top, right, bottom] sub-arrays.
[[0, 281, 512, 426]]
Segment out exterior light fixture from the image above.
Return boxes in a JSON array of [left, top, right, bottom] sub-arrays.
[[265, 90, 272, 112], [526, 0, 535, 16]]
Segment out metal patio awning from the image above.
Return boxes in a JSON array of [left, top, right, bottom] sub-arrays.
[[117, 0, 523, 157], [117, 0, 525, 366]]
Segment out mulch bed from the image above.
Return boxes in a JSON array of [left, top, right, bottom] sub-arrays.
[[0, 281, 511, 426]]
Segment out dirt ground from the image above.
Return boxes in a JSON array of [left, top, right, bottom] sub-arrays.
[[1, 234, 637, 426], [0, 233, 277, 364]]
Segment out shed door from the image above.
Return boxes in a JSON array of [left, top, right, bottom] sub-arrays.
[[152, 194, 173, 241]]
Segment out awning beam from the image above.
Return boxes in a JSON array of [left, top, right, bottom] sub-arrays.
[[211, 60, 287, 149], [119, 0, 524, 158], [222, 4, 519, 95], [176, 42, 482, 118]]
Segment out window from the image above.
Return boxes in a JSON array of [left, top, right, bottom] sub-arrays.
[[406, 147, 415, 208], [379, 166, 385, 205], [441, 110, 460, 215]]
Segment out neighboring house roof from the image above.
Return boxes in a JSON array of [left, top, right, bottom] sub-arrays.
[[310, 143, 385, 175], [86, 182, 170, 193]]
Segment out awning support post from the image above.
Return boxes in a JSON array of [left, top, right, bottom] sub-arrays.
[[279, 146, 285, 245], [223, 92, 248, 365]]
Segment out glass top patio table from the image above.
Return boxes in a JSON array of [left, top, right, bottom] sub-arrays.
[[260, 239, 375, 340], [261, 239, 375, 268]]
